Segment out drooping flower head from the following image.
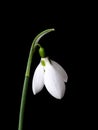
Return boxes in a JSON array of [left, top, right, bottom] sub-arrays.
[[32, 46, 68, 99]]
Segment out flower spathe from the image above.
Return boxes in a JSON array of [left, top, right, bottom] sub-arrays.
[[32, 57, 68, 99]]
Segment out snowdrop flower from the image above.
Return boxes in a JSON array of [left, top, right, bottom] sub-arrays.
[[32, 56, 68, 99], [18, 29, 68, 130]]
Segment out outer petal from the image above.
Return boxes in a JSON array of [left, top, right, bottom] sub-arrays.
[[32, 63, 44, 95], [51, 60, 68, 82], [44, 62, 65, 99]]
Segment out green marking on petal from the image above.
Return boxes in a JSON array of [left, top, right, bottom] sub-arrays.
[[41, 60, 46, 66]]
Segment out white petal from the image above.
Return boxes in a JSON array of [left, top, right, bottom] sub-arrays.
[[32, 63, 44, 95], [51, 60, 68, 82], [44, 63, 65, 99]]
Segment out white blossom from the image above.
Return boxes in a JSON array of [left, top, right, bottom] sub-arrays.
[[32, 57, 68, 99]]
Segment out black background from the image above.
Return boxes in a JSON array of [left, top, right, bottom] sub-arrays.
[[1, 2, 95, 130]]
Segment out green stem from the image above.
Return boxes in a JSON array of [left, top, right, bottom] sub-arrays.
[[18, 76, 29, 130], [18, 28, 55, 130]]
